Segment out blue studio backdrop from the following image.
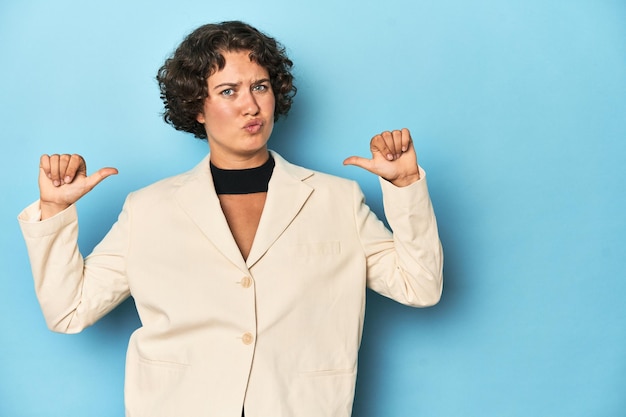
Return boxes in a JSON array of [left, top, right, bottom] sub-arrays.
[[1, 1, 625, 416]]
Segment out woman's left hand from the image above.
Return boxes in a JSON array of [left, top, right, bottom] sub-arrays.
[[343, 128, 420, 187]]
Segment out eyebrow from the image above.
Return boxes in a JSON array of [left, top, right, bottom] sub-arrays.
[[213, 82, 239, 90], [212, 78, 271, 90]]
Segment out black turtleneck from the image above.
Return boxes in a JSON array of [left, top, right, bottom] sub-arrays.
[[210, 155, 275, 195]]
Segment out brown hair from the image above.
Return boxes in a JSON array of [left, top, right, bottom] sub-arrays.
[[156, 21, 297, 139]]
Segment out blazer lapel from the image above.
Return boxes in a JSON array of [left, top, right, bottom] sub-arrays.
[[174, 156, 250, 274], [246, 151, 314, 268], [173, 152, 314, 271]]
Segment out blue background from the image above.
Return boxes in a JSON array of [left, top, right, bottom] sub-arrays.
[[2, 1, 625, 416]]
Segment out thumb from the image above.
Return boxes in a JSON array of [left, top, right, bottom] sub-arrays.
[[343, 156, 374, 171], [83, 167, 118, 192]]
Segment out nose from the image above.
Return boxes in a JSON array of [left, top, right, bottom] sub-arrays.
[[241, 90, 260, 116]]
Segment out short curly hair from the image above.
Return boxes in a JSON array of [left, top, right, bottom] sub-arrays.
[[156, 21, 297, 139]]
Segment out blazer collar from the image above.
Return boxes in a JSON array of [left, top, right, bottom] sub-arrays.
[[174, 151, 314, 273]]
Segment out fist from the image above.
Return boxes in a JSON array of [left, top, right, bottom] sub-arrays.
[[38, 154, 118, 219], [343, 128, 420, 187]]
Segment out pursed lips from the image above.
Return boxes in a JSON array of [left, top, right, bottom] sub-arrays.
[[243, 119, 263, 133]]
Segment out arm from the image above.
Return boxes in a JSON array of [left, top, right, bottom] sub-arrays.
[[19, 202, 132, 333], [18, 154, 127, 333], [345, 129, 443, 306]]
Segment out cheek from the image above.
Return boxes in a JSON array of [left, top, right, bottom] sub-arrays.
[[266, 95, 277, 114], [206, 104, 236, 124]]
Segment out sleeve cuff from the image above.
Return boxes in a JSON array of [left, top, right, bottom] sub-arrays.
[[379, 167, 430, 208], [17, 201, 78, 238]]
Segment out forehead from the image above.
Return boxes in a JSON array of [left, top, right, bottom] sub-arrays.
[[208, 50, 269, 85]]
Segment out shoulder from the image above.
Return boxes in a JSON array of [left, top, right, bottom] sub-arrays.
[[272, 151, 357, 190], [271, 151, 362, 208], [125, 157, 209, 207], [306, 170, 359, 197]]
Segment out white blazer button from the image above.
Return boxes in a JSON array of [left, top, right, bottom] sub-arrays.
[[242, 332, 254, 345], [240, 276, 252, 288]]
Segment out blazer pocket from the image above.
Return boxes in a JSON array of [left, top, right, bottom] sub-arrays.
[[136, 354, 191, 370], [127, 355, 191, 416], [290, 368, 356, 416], [134, 354, 190, 392]]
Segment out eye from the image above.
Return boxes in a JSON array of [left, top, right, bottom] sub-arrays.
[[220, 88, 234, 97], [252, 84, 269, 92]]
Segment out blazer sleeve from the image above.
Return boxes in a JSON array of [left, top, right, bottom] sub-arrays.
[[18, 198, 131, 333], [357, 168, 443, 307]]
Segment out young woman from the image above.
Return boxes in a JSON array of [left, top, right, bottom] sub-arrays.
[[19, 21, 443, 417]]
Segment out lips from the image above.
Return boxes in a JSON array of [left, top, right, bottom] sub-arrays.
[[244, 119, 263, 134]]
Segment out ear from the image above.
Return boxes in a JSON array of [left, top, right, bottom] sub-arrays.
[[196, 112, 206, 124]]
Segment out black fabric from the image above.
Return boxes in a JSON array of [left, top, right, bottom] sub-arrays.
[[210, 155, 275, 195]]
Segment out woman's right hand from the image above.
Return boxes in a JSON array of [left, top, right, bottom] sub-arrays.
[[39, 154, 118, 220]]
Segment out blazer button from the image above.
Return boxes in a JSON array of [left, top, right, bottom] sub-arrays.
[[240, 276, 253, 288], [242, 332, 254, 345]]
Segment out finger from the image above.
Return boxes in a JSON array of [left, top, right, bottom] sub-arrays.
[[376, 131, 405, 160], [39, 154, 52, 179], [63, 154, 86, 184], [400, 128, 412, 152], [390, 130, 403, 158], [49, 154, 62, 186], [381, 131, 400, 159], [371, 134, 394, 161], [58, 154, 72, 184]]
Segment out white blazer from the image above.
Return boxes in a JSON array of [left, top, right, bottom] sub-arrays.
[[19, 151, 443, 417]]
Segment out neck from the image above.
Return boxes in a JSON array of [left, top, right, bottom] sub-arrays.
[[209, 148, 270, 170], [210, 154, 275, 195]]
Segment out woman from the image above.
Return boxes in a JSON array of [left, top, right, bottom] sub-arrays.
[[19, 21, 443, 417]]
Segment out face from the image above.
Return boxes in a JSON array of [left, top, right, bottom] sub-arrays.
[[197, 50, 276, 168]]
